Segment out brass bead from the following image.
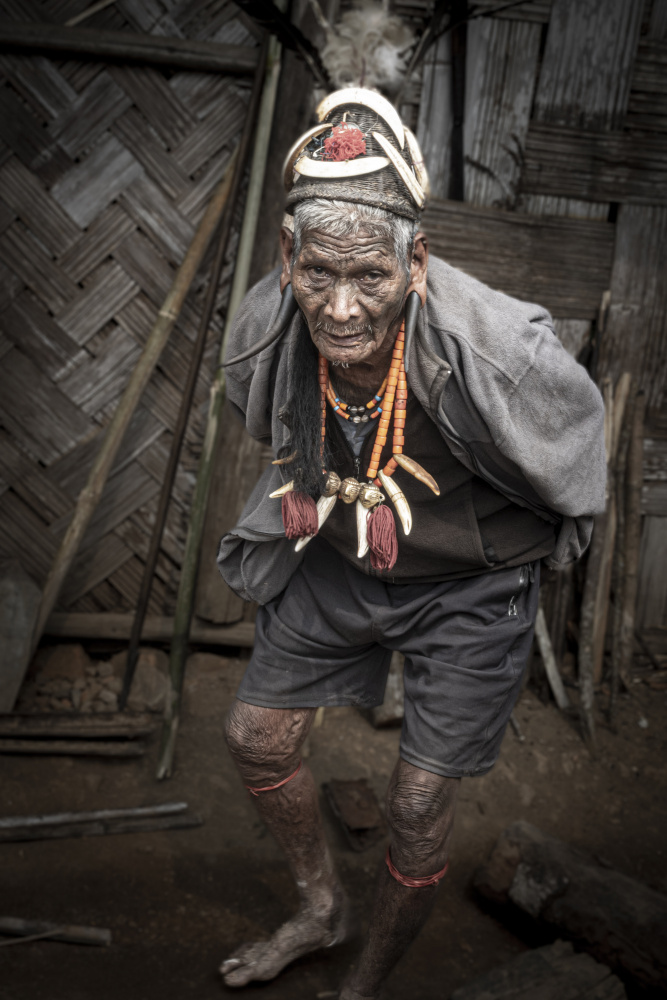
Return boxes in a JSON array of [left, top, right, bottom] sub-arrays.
[[358, 483, 384, 509], [322, 471, 341, 497], [339, 477, 361, 503]]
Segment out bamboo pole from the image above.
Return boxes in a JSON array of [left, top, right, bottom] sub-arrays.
[[0, 21, 258, 74], [156, 26, 284, 780], [30, 167, 239, 661]]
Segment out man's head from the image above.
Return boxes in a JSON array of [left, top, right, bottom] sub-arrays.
[[280, 199, 428, 368]]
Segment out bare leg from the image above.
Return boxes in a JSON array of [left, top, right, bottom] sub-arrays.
[[340, 760, 459, 1000], [220, 699, 350, 987]]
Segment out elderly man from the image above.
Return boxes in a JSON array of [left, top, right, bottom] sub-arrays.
[[217, 89, 605, 998]]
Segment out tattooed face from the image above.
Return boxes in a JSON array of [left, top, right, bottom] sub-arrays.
[[280, 226, 427, 370]]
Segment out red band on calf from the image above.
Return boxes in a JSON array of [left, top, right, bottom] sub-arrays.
[[246, 760, 302, 797], [385, 847, 449, 887]]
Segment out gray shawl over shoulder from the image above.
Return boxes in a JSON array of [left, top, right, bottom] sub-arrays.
[[218, 256, 606, 603]]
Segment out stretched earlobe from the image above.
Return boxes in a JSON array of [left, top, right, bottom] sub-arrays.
[[403, 290, 421, 374], [223, 284, 298, 367]]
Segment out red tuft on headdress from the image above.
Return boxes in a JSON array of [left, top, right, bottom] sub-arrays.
[[323, 123, 366, 162]]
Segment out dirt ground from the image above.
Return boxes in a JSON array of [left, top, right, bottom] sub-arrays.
[[2, 648, 667, 1000]]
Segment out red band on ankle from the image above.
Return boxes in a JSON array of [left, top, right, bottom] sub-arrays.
[[245, 760, 302, 797], [385, 847, 448, 887]]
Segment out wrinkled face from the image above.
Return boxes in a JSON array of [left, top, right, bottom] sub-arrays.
[[286, 227, 410, 367]]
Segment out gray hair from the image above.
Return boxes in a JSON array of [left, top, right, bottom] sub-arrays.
[[291, 199, 417, 274]]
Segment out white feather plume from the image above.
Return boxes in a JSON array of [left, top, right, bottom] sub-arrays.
[[318, 0, 415, 96]]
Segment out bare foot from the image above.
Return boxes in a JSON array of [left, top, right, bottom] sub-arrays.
[[220, 889, 350, 987]]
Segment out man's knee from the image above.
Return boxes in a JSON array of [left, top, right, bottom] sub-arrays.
[[386, 765, 459, 864], [224, 699, 313, 781]]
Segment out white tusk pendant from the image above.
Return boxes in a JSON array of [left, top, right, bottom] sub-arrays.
[[356, 499, 369, 558], [378, 470, 412, 536], [269, 479, 294, 498], [294, 494, 337, 552]]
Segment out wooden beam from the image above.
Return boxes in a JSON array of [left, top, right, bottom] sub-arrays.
[[0, 22, 258, 75], [44, 612, 256, 647], [422, 198, 615, 319], [522, 123, 667, 204]]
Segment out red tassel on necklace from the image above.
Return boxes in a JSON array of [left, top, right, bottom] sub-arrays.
[[367, 504, 398, 571], [282, 491, 319, 539]]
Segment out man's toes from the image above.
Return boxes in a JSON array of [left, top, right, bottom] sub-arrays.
[[219, 943, 261, 984]]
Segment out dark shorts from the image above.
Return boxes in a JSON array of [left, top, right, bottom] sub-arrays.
[[237, 540, 540, 778]]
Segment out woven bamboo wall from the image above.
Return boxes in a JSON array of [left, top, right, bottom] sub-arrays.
[[0, 0, 258, 617]]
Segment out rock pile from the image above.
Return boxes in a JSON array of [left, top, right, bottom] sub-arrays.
[[17, 644, 169, 715]]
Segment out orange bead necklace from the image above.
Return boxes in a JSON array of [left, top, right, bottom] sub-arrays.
[[318, 321, 406, 481]]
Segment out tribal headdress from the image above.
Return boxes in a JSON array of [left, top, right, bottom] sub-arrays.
[[226, 88, 436, 572]]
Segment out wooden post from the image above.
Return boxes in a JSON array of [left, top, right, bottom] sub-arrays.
[[156, 26, 284, 780], [592, 372, 632, 682], [617, 392, 646, 680], [30, 165, 239, 662], [609, 382, 636, 723], [534, 606, 570, 711]]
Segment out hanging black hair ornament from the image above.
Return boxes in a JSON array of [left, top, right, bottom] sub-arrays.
[[402, 290, 421, 374], [223, 284, 298, 367]]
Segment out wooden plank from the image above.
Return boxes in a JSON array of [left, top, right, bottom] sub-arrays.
[[0, 738, 146, 757], [642, 482, 667, 516], [0, 220, 78, 313], [598, 206, 667, 409], [0, 347, 91, 464], [0, 22, 259, 75], [0, 714, 155, 737], [522, 124, 667, 204], [51, 134, 143, 228], [58, 203, 136, 282], [522, 0, 641, 222], [108, 64, 196, 147], [55, 259, 139, 345], [416, 33, 452, 200], [45, 611, 257, 646], [48, 69, 131, 157], [534, 0, 642, 130], [57, 326, 142, 416], [0, 156, 80, 254], [463, 17, 541, 209], [637, 517, 667, 637], [111, 107, 189, 200], [627, 40, 667, 133], [119, 174, 194, 264], [422, 198, 615, 318], [644, 437, 667, 480], [1, 291, 86, 381]]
